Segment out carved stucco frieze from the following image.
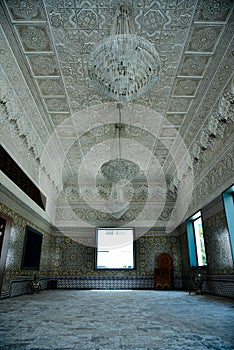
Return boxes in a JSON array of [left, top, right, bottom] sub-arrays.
[[192, 79, 234, 162], [0, 23, 69, 191], [28, 55, 59, 76], [0, 64, 61, 191], [178, 55, 210, 77], [219, 91, 234, 122], [190, 147, 234, 215], [6, 0, 45, 21], [0, 25, 52, 138], [207, 111, 220, 137], [37, 78, 65, 96], [62, 181, 174, 204], [188, 26, 222, 53], [195, 0, 233, 22], [17, 25, 52, 52], [165, 11, 234, 183], [55, 177, 177, 229], [0, 66, 41, 159], [193, 118, 234, 180], [55, 204, 175, 227], [0, 99, 7, 122]]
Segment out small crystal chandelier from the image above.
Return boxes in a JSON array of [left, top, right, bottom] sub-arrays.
[[101, 103, 140, 219], [88, 2, 161, 102], [101, 103, 140, 183], [101, 158, 139, 183]]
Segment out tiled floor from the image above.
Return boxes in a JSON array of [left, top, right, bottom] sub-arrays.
[[0, 290, 233, 350]]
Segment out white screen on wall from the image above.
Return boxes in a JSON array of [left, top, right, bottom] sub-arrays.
[[96, 228, 134, 269]]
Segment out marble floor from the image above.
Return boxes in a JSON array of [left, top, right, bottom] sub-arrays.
[[0, 290, 234, 350]]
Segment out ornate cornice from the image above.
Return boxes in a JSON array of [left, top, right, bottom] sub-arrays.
[[188, 144, 234, 218], [192, 78, 234, 163]]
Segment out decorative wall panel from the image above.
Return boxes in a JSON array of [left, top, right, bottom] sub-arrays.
[[50, 231, 182, 279], [0, 188, 54, 298], [204, 211, 233, 275], [55, 276, 154, 290], [177, 195, 234, 298]]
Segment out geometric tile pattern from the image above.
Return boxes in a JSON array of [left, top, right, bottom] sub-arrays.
[[55, 276, 154, 290], [10, 277, 48, 298], [178, 195, 234, 298], [9, 274, 234, 299], [202, 275, 234, 298], [182, 275, 234, 299], [1, 181, 234, 299], [51, 233, 182, 278]]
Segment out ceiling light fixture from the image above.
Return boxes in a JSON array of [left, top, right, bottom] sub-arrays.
[[101, 103, 140, 183], [101, 103, 140, 219], [88, 3, 161, 102]]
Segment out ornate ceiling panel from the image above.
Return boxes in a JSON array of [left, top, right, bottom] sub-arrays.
[[0, 0, 233, 231]]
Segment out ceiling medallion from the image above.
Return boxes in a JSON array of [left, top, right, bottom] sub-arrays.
[[88, 3, 161, 102]]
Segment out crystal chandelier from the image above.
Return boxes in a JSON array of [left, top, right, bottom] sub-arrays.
[[101, 103, 140, 219], [88, 3, 161, 102], [101, 158, 139, 183], [101, 103, 140, 183]]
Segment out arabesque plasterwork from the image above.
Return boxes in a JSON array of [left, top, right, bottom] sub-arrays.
[[0, 0, 233, 231]]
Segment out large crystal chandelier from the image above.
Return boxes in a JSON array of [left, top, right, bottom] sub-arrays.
[[88, 3, 161, 102]]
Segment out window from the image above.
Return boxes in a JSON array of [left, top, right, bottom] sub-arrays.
[[223, 185, 234, 260], [96, 228, 135, 269], [0, 145, 46, 210], [21, 226, 43, 270], [186, 211, 207, 267]]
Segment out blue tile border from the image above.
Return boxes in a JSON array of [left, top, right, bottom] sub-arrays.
[[9, 277, 49, 297], [55, 276, 154, 290], [182, 274, 234, 298], [8, 276, 154, 296], [6, 274, 234, 298]]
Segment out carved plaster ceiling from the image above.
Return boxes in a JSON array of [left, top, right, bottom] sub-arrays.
[[0, 0, 233, 231]]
